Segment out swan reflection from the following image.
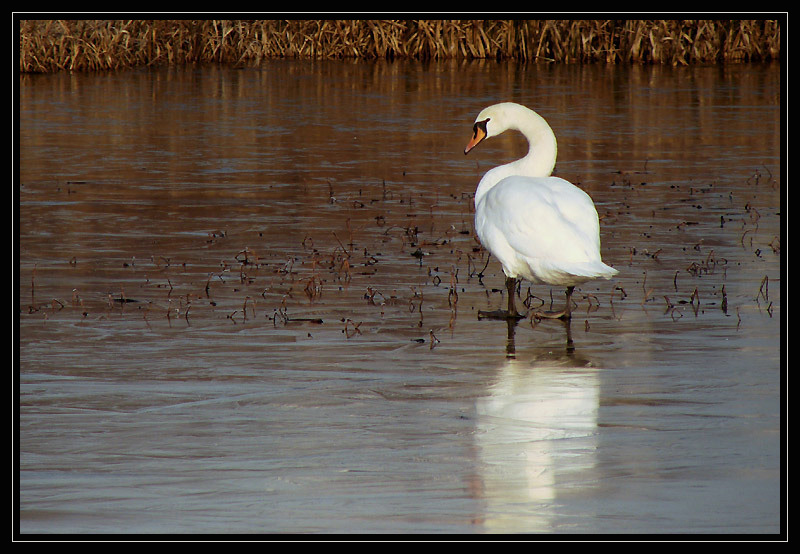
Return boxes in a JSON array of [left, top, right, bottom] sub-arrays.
[[474, 322, 599, 533]]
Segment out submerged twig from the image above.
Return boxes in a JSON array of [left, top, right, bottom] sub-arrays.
[[429, 330, 440, 350], [757, 275, 769, 302]]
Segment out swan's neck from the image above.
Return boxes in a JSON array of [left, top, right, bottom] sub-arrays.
[[515, 110, 558, 178], [474, 111, 558, 205]]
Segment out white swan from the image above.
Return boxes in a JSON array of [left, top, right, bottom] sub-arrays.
[[464, 102, 617, 320]]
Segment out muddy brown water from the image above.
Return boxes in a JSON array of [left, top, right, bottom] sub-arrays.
[[18, 60, 782, 534]]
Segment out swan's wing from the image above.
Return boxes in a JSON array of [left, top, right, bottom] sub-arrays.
[[478, 177, 601, 261], [476, 177, 615, 282]]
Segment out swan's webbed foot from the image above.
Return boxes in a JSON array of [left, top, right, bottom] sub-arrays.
[[530, 286, 576, 322], [478, 309, 526, 321], [530, 309, 571, 321], [478, 276, 526, 321]]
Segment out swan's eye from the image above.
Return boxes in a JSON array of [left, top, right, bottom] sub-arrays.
[[473, 118, 489, 138]]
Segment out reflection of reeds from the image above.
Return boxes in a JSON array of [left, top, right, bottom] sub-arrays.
[[20, 19, 781, 73]]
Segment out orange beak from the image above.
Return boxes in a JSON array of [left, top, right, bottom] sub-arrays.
[[464, 125, 486, 155]]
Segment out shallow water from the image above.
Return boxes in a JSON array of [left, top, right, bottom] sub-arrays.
[[18, 60, 782, 534]]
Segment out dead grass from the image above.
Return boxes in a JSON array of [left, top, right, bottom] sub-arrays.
[[19, 19, 781, 73]]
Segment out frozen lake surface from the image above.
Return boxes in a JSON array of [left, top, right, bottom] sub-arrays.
[[18, 60, 782, 534]]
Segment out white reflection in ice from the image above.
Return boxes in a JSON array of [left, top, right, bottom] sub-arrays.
[[474, 330, 599, 533]]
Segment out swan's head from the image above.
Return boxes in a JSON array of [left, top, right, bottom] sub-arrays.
[[464, 102, 540, 155]]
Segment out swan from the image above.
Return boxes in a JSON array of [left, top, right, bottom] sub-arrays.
[[464, 102, 617, 320]]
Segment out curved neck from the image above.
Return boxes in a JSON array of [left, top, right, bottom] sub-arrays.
[[474, 109, 558, 205], [514, 109, 558, 178]]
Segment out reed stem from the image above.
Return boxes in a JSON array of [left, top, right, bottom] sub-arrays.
[[20, 19, 781, 73]]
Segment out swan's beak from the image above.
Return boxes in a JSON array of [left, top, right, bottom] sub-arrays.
[[464, 126, 486, 155]]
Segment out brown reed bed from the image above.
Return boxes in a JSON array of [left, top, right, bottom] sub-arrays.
[[19, 19, 781, 73]]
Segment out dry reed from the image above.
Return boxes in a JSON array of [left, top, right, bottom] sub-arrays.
[[19, 19, 781, 73]]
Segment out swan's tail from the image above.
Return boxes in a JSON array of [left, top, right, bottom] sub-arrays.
[[532, 259, 619, 286], [587, 261, 619, 280]]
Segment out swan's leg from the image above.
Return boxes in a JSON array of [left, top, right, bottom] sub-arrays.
[[506, 276, 519, 317], [478, 277, 525, 321], [563, 285, 575, 319]]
